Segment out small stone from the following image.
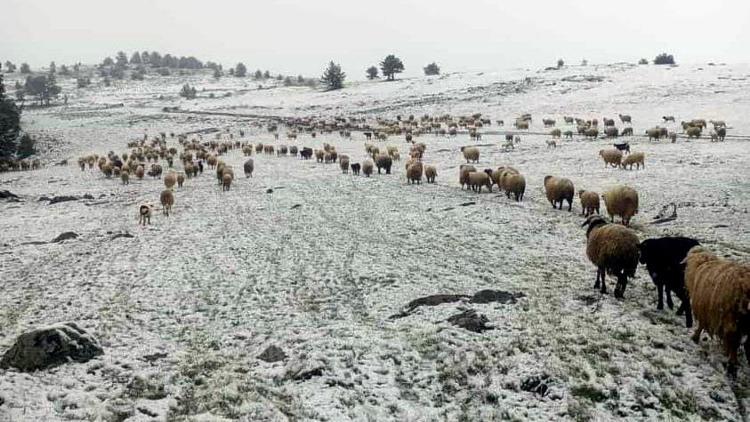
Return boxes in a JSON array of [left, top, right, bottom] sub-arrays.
[[446, 309, 493, 333], [266, 188, 273, 194]]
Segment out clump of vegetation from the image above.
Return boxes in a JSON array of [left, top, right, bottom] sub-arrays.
[[213, 67, 223, 79], [156, 67, 170, 76], [423, 62, 440, 76], [76, 76, 91, 88], [19, 63, 31, 74], [0, 63, 22, 159], [638, 58, 649, 65], [557, 58, 565, 68], [654, 53, 675, 65], [234, 63, 247, 77], [16, 133, 36, 158], [23, 73, 61, 106], [366, 66, 379, 80], [180, 84, 197, 99], [4, 61, 17, 73], [380, 54, 404, 81], [320, 61, 345, 90]]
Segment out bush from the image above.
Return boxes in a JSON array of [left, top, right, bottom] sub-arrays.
[[235, 63, 247, 77], [320, 61, 345, 90], [638, 58, 649, 65], [20, 63, 31, 74], [59, 65, 71, 76], [213, 68, 223, 79], [557, 59, 564, 68], [156, 67, 171, 76], [16, 133, 35, 158], [423, 62, 440, 76], [180, 84, 197, 99], [366, 66, 379, 80], [654, 53, 675, 65], [380, 55, 404, 81], [131, 70, 145, 80], [77, 77, 91, 88]]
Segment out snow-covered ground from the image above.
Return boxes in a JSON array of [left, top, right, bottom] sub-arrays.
[[1, 63, 749, 421]]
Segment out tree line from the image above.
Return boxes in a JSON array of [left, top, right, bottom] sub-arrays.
[[321, 54, 441, 90]]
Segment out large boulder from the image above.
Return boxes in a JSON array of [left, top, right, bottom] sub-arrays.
[[0, 322, 103, 371]]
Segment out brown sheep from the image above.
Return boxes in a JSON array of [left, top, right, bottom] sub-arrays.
[[340, 155, 350, 174], [164, 172, 177, 189], [503, 173, 525, 201], [544, 176, 575, 211], [244, 159, 254, 178], [375, 154, 392, 174], [160, 189, 174, 216], [362, 160, 374, 177], [177, 173, 185, 187], [461, 146, 480, 163], [468, 171, 492, 193], [406, 161, 423, 184], [135, 165, 145, 180], [582, 215, 640, 298], [424, 165, 437, 183], [139, 205, 152, 225], [121, 171, 130, 185], [683, 246, 750, 376], [459, 165, 476, 190], [599, 149, 623, 168], [578, 190, 600, 217], [222, 173, 233, 191], [602, 186, 639, 226], [621, 152, 645, 170]]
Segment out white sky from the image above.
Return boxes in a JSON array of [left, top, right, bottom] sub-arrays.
[[1, 0, 748, 79]]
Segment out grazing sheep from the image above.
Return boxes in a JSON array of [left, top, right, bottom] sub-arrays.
[[375, 154, 392, 174], [602, 185, 639, 226], [544, 176, 575, 211], [351, 163, 361, 175], [563, 130, 573, 139], [638, 236, 700, 327], [716, 127, 726, 141], [300, 147, 313, 160], [618, 114, 632, 124], [582, 215, 640, 298], [315, 150, 325, 163], [686, 126, 702, 138], [602, 118, 616, 127], [584, 128, 599, 139], [621, 152, 645, 170], [425, 165, 437, 183], [683, 246, 750, 376], [177, 173, 185, 187], [550, 129, 562, 138], [461, 146, 480, 163], [468, 171, 492, 193], [244, 159, 254, 178], [646, 128, 663, 141], [578, 190, 600, 217], [613, 142, 630, 154], [139, 205, 152, 226], [546, 140, 557, 148], [289, 145, 298, 155], [459, 165, 476, 189], [160, 189, 174, 216], [406, 161, 423, 184], [222, 173, 233, 191], [543, 118, 556, 127], [503, 173, 525, 201], [340, 155, 350, 174], [164, 172, 177, 189], [663, 116, 675, 122], [121, 171, 130, 185], [362, 160, 374, 177], [669, 132, 677, 143], [135, 165, 145, 180], [621, 127, 633, 136], [599, 149, 623, 168]]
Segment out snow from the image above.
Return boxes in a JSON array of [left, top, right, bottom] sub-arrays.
[[1, 62, 749, 421]]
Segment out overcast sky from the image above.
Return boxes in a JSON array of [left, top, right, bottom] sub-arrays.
[[1, 0, 748, 79]]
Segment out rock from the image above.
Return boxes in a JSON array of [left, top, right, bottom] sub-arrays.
[[446, 309, 493, 333], [51, 232, 79, 243], [111, 233, 134, 241], [709, 391, 726, 403], [47, 196, 79, 205], [0, 322, 104, 371], [284, 355, 325, 381], [520, 374, 550, 397], [459, 201, 476, 207], [266, 188, 273, 194], [290, 204, 301, 209], [258, 345, 287, 363], [82, 194, 94, 200], [0, 394, 4, 406], [0, 190, 19, 199], [140, 352, 167, 363], [471, 289, 525, 304]]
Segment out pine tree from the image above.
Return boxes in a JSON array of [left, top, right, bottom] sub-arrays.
[[235, 63, 247, 77], [366, 66, 379, 80], [423, 62, 440, 76], [380, 55, 404, 81], [130, 52, 142, 64], [116, 51, 128, 67], [320, 61, 345, 90], [20, 63, 31, 74]]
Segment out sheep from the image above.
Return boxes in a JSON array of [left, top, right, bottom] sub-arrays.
[[618, 114, 632, 124], [315, 149, 325, 163], [425, 165, 437, 183], [135, 165, 145, 180], [459, 165, 476, 189], [646, 128, 663, 141], [582, 215, 640, 298], [686, 126, 702, 138], [602, 185, 639, 226], [160, 189, 175, 216], [550, 128, 562, 138], [584, 128, 599, 139], [340, 155, 350, 174], [715, 127, 727, 141], [289, 145, 298, 155], [683, 246, 750, 376], [621, 152, 645, 170], [375, 154, 392, 174], [300, 147, 313, 160], [563, 130, 573, 139], [613, 142, 630, 154], [461, 146, 480, 163], [546, 140, 557, 148], [602, 117, 616, 127], [244, 159, 254, 178], [222, 173, 233, 191], [503, 173, 525, 201], [621, 127, 633, 136], [406, 161, 423, 184], [599, 149, 623, 168], [351, 163, 361, 175], [362, 160, 374, 177], [139, 205, 152, 226], [496, 166, 519, 193], [663, 115, 675, 122], [638, 236, 700, 327], [121, 171, 130, 185], [578, 190, 600, 217], [468, 171, 492, 193], [164, 172, 177, 189], [543, 118, 556, 127], [710, 120, 726, 128], [669, 132, 677, 143], [177, 173, 185, 187], [544, 176, 575, 211]]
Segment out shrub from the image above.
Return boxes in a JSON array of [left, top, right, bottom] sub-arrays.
[[180, 84, 197, 99], [638, 58, 649, 65], [320, 61, 345, 90], [77, 77, 91, 88], [20, 63, 31, 74], [654, 53, 675, 65], [235, 63, 247, 77], [380, 55, 404, 81], [366, 66, 379, 80], [16, 133, 35, 158], [557, 59, 564, 68], [213, 68, 223, 79], [423, 62, 440, 76]]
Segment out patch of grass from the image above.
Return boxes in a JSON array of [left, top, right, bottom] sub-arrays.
[[571, 383, 608, 403], [567, 398, 594, 422]]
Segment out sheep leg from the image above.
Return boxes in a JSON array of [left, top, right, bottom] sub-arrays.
[[665, 289, 674, 310], [567, 199, 572, 212], [656, 283, 665, 310], [725, 336, 740, 378], [691, 324, 704, 343]]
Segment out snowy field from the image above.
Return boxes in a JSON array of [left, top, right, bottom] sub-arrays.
[[1, 63, 750, 421]]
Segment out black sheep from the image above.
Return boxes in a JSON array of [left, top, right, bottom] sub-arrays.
[[638, 236, 700, 327], [351, 163, 361, 176], [613, 142, 630, 154]]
